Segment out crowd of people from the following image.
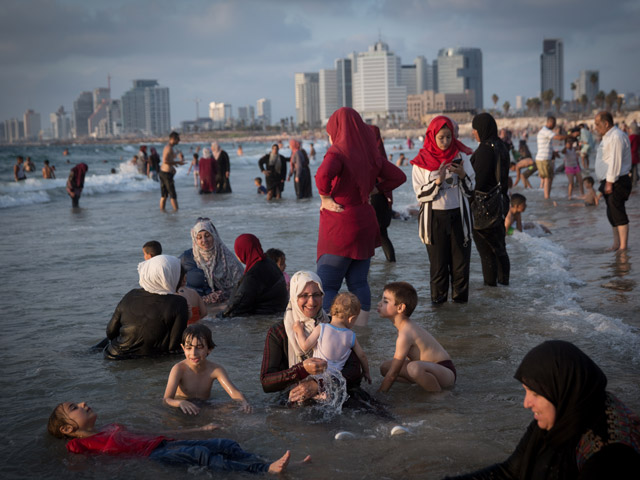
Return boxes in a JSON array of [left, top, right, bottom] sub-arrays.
[[42, 107, 639, 477]]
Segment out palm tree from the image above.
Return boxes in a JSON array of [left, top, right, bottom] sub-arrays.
[[541, 89, 555, 111], [580, 94, 589, 113], [492, 94, 499, 110], [553, 97, 562, 114], [570, 82, 577, 111], [503, 101, 510, 116], [605, 90, 618, 111], [595, 91, 605, 109]]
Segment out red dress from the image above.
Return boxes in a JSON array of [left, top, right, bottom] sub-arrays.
[[199, 157, 217, 193], [315, 149, 406, 260]]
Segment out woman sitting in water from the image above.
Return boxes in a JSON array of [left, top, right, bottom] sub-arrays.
[[104, 255, 189, 359], [222, 234, 288, 317], [180, 218, 243, 308], [445, 340, 640, 479], [260, 271, 364, 404]]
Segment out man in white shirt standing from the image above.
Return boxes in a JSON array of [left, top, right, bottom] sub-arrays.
[[535, 116, 570, 199], [594, 111, 632, 252]]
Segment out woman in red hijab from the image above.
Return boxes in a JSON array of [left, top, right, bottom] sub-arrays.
[[411, 116, 475, 304], [222, 234, 288, 317], [66, 163, 88, 207], [316, 107, 406, 325]]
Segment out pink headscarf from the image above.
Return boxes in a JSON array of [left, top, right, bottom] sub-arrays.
[[326, 107, 383, 199], [410, 116, 472, 171]]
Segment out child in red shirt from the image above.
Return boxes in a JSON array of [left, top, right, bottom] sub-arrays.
[[47, 401, 300, 474]]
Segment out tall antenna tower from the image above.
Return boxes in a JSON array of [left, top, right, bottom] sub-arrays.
[[193, 97, 201, 120]]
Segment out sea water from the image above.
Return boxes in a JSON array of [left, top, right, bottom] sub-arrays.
[[0, 138, 638, 479]]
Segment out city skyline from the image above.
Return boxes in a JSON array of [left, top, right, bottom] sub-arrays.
[[1, 0, 638, 129]]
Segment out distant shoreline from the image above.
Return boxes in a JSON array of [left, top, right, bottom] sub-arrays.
[[4, 111, 638, 148]]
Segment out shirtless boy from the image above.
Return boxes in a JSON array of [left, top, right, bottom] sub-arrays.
[[42, 160, 56, 179], [377, 282, 456, 392], [163, 324, 251, 415], [160, 131, 185, 211]]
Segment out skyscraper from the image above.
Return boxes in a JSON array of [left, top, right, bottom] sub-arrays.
[[93, 87, 110, 111], [576, 70, 599, 103], [73, 91, 93, 138], [540, 39, 563, 100], [50, 106, 71, 140], [352, 41, 407, 123], [23, 109, 41, 140], [319, 68, 338, 125], [294, 72, 320, 127], [208, 102, 232, 128], [400, 64, 418, 96], [121, 80, 171, 136], [436, 47, 483, 110], [335, 57, 353, 109], [256, 98, 271, 127]]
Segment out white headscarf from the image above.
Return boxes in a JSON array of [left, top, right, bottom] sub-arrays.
[[283, 271, 329, 367], [138, 255, 181, 295], [210, 141, 222, 160], [190, 218, 243, 298], [202, 148, 212, 159]]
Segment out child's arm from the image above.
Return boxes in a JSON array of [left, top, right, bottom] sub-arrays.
[[515, 212, 523, 232], [352, 339, 371, 384], [160, 423, 220, 435], [163, 364, 201, 415], [378, 332, 412, 393], [504, 210, 513, 232], [293, 323, 321, 353], [213, 366, 252, 413]]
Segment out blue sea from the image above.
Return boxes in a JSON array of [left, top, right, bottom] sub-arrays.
[[0, 136, 638, 479]]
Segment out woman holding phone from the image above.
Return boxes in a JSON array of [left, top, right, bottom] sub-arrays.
[[411, 116, 475, 304]]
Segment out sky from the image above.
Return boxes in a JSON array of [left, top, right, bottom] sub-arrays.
[[1, 0, 639, 130]]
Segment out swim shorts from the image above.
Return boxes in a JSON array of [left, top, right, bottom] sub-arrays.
[[523, 164, 537, 179], [565, 166, 581, 175], [437, 359, 457, 381], [159, 171, 177, 199], [536, 159, 554, 179]]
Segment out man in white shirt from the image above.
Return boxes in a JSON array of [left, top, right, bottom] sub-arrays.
[[535, 116, 570, 199], [594, 111, 632, 252]]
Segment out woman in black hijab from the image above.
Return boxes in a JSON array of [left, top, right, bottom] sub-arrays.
[[470, 113, 510, 286], [445, 340, 640, 479]]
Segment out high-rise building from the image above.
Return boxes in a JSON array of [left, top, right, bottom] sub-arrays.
[[335, 57, 353, 109], [256, 98, 271, 127], [575, 70, 599, 103], [121, 80, 171, 136], [93, 87, 110, 111], [23, 109, 41, 140], [540, 39, 563, 100], [400, 64, 418, 96], [294, 72, 320, 127], [436, 47, 483, 110], [5, 118, 24, 143], [73, 91, 93, 138], [516, 95, 524, 111], [209, 102, 233, 128], [50, 106, 71, 140], [352, 41, 407, 123], [237, 106, 255, 126], [319, 69, 338, 125]]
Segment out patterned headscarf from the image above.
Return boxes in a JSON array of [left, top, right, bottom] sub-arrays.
[[190, 218, 243, 297]]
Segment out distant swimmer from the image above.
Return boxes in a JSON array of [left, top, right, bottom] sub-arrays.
[[159, 131, 185, 211], [42, 159, 56, 179], [63, 148, 69, 156], [236, 144, 243, 156], [24, 157, 36, 172], [14, 156, 27, 182]]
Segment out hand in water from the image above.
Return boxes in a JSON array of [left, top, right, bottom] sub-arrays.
[[289, 378, 320, 403], [302, 358, 327, 375], [179, 400, 200, 415]]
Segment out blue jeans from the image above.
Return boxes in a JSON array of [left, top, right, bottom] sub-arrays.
[[317, 254, 371, 312], [149, 439, 269, 473]]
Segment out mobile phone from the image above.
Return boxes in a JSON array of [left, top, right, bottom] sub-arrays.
[[452, 158, 462, 165]]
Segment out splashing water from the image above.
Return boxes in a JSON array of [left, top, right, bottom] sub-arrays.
[[303, 370, 349, 422]]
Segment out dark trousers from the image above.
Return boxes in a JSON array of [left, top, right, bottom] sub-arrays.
[[426, 209, 471, 303], [473, 223, 510, 286], [371, 192, 396, 262]]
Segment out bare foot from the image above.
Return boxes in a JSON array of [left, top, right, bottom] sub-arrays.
[[301, 455, 312, 464], [605, 245, 620, 252], [268, 451, 291, 474]]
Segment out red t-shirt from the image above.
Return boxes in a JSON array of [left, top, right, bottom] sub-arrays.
[[66, 424, 169, 456]]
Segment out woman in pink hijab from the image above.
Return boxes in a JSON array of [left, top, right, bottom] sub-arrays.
[[315, 107, 406, 325]]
